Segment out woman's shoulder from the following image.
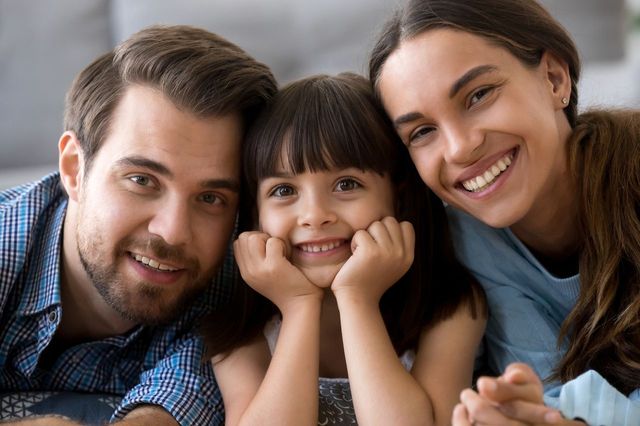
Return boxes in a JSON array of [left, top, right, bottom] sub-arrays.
[[445, 206, 515, 257]]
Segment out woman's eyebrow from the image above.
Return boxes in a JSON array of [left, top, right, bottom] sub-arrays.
[[449, 65, 498, 98]]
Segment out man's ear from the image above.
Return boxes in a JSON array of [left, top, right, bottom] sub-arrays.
[[58, 131, 84, 201], [541, 51, 571, 109]]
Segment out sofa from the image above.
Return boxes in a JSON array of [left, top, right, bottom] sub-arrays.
[[0, 0, 398, 190], [1, 0, 638, 191]]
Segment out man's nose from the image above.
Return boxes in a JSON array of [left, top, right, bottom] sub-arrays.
[[147, 197, 193, 247]]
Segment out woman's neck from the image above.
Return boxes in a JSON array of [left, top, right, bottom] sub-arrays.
[[510, 169, 582, 277]]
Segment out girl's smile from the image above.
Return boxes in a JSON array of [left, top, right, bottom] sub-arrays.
[[257, 167, 395, 287]]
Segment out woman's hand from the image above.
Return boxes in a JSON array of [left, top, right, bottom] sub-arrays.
[[452, 363, 585, 425], [331, 216, 414, 303], [234, 231, 323, 311]]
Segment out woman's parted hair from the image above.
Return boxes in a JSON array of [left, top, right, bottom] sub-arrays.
[[206, 73, 484, 357], [369, 0, 640, 393], [64, 24, 277, 172], [369, 0, 580, 126]]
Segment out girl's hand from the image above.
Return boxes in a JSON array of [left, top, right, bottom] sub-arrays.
[[331, 216, 414, 303], [234, 231, 323, 311]]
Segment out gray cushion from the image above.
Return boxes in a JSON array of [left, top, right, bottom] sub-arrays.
[[0, 0, 111, 168]]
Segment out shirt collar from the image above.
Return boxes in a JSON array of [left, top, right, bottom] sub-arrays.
[[17, 179, 67, 316]]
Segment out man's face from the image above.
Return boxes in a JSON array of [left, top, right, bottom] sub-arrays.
[[72, 85, 242, 325]]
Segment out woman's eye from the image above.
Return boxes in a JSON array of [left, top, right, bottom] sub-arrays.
[[469, 86, 493, 106], [270, 185, 295, 197], [408, 126, 435, 145], [335, 178, 360, 192]]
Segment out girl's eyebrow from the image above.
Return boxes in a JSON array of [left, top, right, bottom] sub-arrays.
[[263, 171, 295, 179]]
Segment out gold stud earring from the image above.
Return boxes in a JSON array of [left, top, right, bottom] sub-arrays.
[[561, 97, 568, 105]]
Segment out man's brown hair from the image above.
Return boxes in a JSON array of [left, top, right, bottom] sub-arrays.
[[64, 24, 277, 171]]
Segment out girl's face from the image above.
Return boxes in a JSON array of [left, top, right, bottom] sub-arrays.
[[377, 29, 572, 229], [257, 164, 395, 288]]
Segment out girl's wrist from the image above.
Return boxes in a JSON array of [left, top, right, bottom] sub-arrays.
[[279, 292, 324, 316]]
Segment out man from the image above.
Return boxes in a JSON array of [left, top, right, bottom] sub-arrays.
[[0, 25, 276, 425]]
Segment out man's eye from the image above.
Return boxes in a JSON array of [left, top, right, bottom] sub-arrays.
[[129, 175, 150, 186], [200, 193, 223, 205], [270, 185, 295, 197], [335, 178, 360, 192]]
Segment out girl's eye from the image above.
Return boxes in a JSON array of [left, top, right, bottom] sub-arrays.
[[469, 86, 493, 107], [335, 178, 361, 192], [408, 126, 435, 146], [270, 184, 295, 198]]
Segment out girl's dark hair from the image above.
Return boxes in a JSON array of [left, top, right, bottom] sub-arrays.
[[369, 0, 580, 127], [369, 0, 640, 393], [205, 73, 484, 358]]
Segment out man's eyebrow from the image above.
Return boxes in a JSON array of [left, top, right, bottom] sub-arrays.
[[201, 179, 240, 193], [449, 64, 498, 99], [115, 156, 172, 177], [116, 155, 240, 192]]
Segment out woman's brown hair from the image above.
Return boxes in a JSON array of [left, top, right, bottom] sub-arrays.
[[369, 0, 640, 393], [564, 109, 640, 393]]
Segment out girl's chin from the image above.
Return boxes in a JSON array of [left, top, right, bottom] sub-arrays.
[[299, 263, 344, 289]]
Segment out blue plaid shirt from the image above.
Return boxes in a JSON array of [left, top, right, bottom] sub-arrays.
[[0, 173, 235, 425]]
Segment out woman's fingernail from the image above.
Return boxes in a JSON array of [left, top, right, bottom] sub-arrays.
[[544, 411, 562, 423]]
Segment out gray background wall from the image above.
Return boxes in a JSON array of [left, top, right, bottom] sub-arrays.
[[1, 0, 639, 189]]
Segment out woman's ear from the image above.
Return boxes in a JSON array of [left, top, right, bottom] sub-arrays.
[[58, 131, 84, 201], [541, 51, 571, 109]]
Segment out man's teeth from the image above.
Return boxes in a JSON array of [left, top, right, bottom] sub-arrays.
[[132, 254, 178, 271], [462, 154, 512, 192], [300, 241, 342, 253]]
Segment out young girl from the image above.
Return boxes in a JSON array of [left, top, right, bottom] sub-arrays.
[[205, 73, 485, 425], [369, 0, 640, 424]]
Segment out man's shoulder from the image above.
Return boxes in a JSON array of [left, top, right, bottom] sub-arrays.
[[0, 172, 65, 214]]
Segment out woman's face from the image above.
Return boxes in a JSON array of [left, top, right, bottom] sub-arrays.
[[377, 29, 572, 229]]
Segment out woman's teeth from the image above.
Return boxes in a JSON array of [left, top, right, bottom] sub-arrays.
[[132, 253, 178, 271], [462, 153, 512, 192], [299, 241, 343, 253]]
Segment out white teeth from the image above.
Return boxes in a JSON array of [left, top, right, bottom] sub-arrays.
[[462, 152, 514, 193], [132, 253, 178, 272], [300, 241, 341, 253]]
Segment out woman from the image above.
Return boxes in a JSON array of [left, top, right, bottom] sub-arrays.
[[368, 0, 640, 424]]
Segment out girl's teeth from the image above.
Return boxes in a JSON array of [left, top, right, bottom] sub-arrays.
[[301, 241, 341, 253]]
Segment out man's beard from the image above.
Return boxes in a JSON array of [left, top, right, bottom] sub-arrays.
[[77, 232, 214, 326]]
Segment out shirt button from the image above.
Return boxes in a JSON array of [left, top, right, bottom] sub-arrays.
[[48, 311, 58, 323]]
